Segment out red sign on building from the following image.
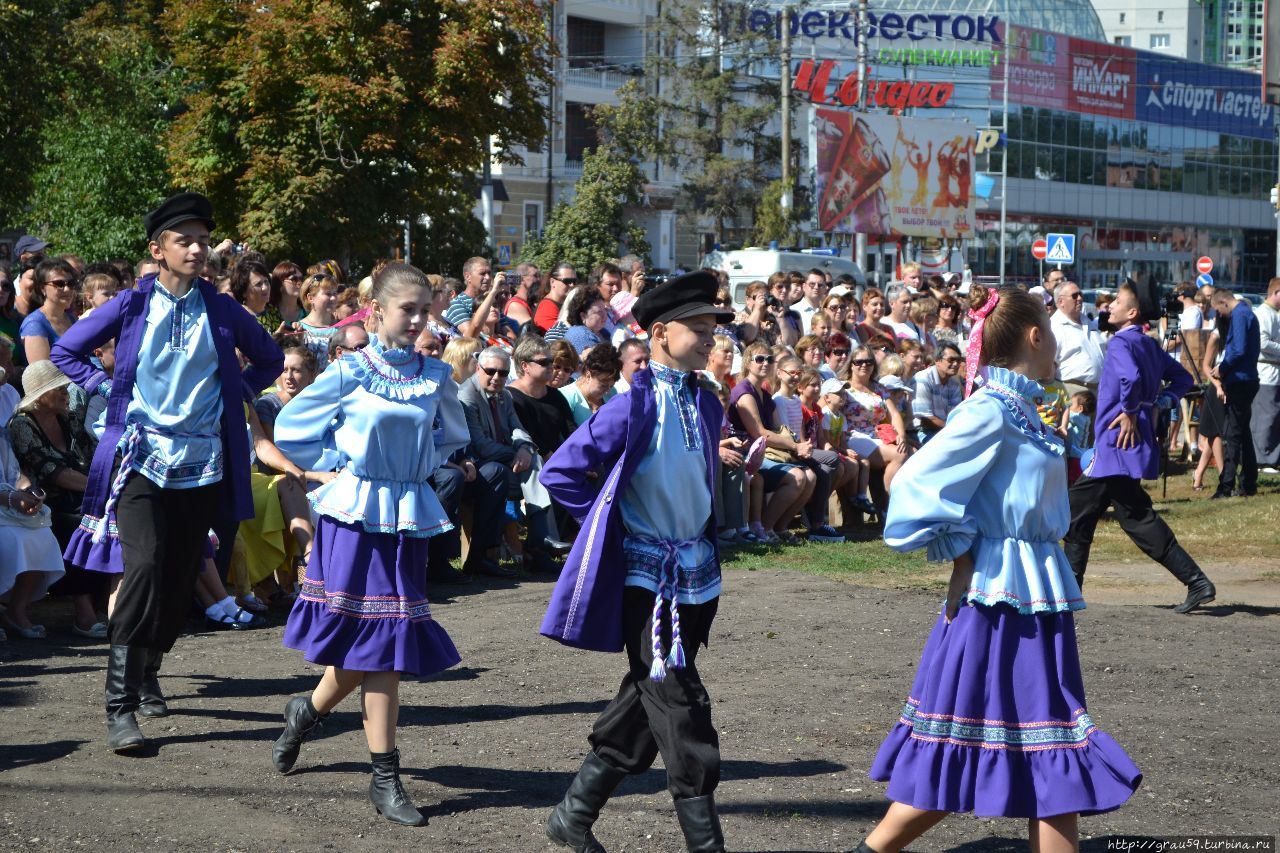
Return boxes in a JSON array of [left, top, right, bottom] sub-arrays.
[[997, 25, 1070, 112], [1066, 39, 1136, 119]]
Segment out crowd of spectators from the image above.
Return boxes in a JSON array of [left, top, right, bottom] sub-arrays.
[[3, 232, 1279, 645]]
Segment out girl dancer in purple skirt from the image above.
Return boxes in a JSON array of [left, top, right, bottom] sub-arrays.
[[269, 263, 470, 826], [856, 284, 1141, 853]]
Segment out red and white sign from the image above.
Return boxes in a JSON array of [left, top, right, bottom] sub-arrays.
[[1196, 256, 1214, 275], [1031, 238, 1049, 260], [794, 60, 955, 109], [996, 25, 1071, 112], [1066, 39, 1136, 119]]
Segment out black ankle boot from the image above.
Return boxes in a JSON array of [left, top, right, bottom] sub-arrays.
[[272, 695, 326, 773], [674, 795, 726, 853], [1162, 544, 1216, 614], [105, 644, 146, 752], [547, 752, 627, 853], [137, 649, 168, 718], [369, 749, 427, 826], [846, 842, 878, 853]]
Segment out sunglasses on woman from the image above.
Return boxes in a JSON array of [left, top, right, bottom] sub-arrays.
[[851, 358, 876, 367], [751, 355, 774, 364]]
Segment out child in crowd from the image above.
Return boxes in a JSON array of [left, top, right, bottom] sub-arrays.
[[79, 272, 119, 320], [818, 378, 875, 516], [857, 283, 1141, 853], [540, 271, 735, 853], [1064, 389, 1096, 484], [296, 272, 338, 365]]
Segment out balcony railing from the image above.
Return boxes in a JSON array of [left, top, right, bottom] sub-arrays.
[[563, 66, 641, 90]]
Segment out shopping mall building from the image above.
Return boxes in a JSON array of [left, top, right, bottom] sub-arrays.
[[489, 0, 1278, 291]]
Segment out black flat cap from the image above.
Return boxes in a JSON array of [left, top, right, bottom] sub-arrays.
[[1129, 278, 1162, 324], [144, 192, 215, 242], [632, 271, 735, 331]]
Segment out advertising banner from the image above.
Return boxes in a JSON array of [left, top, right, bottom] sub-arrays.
[[996, 24, 1070, 111], [1136, 54, 1279, 140], [812, 108, 975, 238], [1066, 38, 1136, 119]]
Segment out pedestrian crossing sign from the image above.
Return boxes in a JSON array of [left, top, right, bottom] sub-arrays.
[[1045, 233, 1075, 264]]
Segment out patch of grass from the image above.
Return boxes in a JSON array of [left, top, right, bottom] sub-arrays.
[[721, 467, 1280, 590], [1088, 466, 1280, 564]]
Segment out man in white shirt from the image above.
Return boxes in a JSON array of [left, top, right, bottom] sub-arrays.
[[1252, 277, 1280, 472], [790, 268, 826, 328], [883, 283, 920, 341], [1051, 280, 1104, 395]]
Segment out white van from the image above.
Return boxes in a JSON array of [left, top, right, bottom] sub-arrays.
[[704, 249, 867, 308]]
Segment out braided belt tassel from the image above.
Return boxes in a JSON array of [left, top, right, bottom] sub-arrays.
[[648, 560, 687, 683], [94, 428, 141, 544]]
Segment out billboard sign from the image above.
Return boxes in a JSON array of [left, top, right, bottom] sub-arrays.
[[812, 108, 975, 238], [1066, 39, 1136, 119], [997, 24, 1070, 112], [1136, 54, 1279, 140]]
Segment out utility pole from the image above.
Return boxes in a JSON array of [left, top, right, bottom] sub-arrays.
[[853, 0, 867, 271], [780, 5, 792, 216], [997, 35, 1010, 287]]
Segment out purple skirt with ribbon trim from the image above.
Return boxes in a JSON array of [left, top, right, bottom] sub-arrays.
[[283, 516, 460, 677], [65, 512, 215, 574], [869, 602, 1142, 819]]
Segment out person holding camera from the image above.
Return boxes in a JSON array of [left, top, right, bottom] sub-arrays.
[[1062, 280, 1216, 613]]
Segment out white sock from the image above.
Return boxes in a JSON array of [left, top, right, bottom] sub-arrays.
[[206, 602, 227, 621], [218, 596, 239, 617]]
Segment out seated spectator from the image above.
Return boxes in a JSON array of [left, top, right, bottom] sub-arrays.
[[820, 332, 851, 381], [909, 295, 939, 357], [563, 288, 609, 355], [815, 376, 876, 516], [445, 256, 492, 337], [327, 322, 370, 362], [911, 342, 963, 444], [614, 338, 650, 392], [231, 259, 286, 336], [774, 356, 844, 542], [547, 340, 578, 389], [896, 338, 926, 380], [809, 312, 831, 339], [0, 372, 66, 641], [710, 376, 760, 545], [934, 293, 967, 350], [854, 287, 896, 351], [589, 261, 624, 339], [1, 276, 20, 351], [333, 273, 375, 331], [296, 272, 339, 365], [78, 271, 119, 320], [503, 263, 539, 329], [795, 334, 825, 372], [843, 345, 910, 496], [20, 259, 78, 363], [822, 293, 852, 335], [610, 290, 645, 346], [271, 261, 306, 324], [508, 336, 577, 461], [456, 346, 540, 577], [441, 337, 482, 384], [728, 342, 816, 543], [254, 342, 318, 440], [331, 285, 360, 322], [706, 334, 737, 391], [559, 343, 621, 425], [7, 361, 108, 638], [414, 327, 443, 358]]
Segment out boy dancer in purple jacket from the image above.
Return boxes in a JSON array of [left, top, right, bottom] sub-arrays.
[[1062, 279, 1215, 613], [52, 192, 282, 752], [539, 272, 734, 853]]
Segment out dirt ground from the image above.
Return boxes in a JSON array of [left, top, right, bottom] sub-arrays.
[[2, 564, 1278, 852]]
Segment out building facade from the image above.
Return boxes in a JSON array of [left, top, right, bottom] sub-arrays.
[[1202, 0, 1265, 68], [1094, 0, 1205, 60]]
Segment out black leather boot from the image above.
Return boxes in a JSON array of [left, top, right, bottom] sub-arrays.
[[674, 795, 726, 853], [546, 752, 627, 853], [846, 842, 878, 853], [137, 649, 168, 718], [105, 644, 146, 752], [1162, 544, 1217, 613], [272, 695, 327, 773], [369, 748, 427, 826]]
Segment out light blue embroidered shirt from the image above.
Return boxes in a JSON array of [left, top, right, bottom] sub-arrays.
[[883, 366, 1083, 614], [123, 283, 224, 489], [620, 363, 720, 605], [272, 336, 470, 538]]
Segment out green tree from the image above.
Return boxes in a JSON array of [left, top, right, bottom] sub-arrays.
[[412, 188, 491, 278], [25, 3, 173, 259], [752, 178, 805, 247], [651, 0, 791, 246], [162, 0, 552, 269], [520, 80, 656, 272]]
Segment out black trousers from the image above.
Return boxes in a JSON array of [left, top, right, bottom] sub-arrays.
[[588, 588, 721, 799], [110, 474, 220, 650], [1219, 379, 1260, 494], [1063, 474, 1200, 586]]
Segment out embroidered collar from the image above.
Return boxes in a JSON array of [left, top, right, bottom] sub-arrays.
[[978, 367, 1064, 457], [651, 361, 692, 388], [347, 335, 440, 401]]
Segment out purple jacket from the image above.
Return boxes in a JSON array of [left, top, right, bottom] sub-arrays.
[[539, 367, 724, 653], [50, 276, 284, 526], [1086, 325, 1192, 481]]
